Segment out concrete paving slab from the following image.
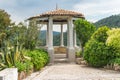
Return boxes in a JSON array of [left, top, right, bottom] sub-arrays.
[[24, 63, 120, 80]]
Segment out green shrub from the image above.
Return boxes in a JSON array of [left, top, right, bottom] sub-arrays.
[[106, 28, 120, 58], [113, 58, 120, 65], [74, 19, 96, 52], [84, 26, 111, 67], [84, 40, 111, 67], [24, 60, 33, 73], [25, 49, 49, 71], [16, 61, 26, 72], [16, 60, 33, 72], [109, 58, 120, 66], [91, 26, 109, 42], [76, 50, 82, 58]]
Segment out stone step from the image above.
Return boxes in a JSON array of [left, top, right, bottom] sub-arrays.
[[54, 58, 69, 63], [54, 54, 67, 59]]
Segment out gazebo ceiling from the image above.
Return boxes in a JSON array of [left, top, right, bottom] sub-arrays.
[[28, 9, 85, 20]]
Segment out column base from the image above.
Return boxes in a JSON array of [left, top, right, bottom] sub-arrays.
[[74, 46, 80, 52], [60, 45, 64, 47], [45, 45, 48, 48], [74, 45, 79, 48], [67, 47, 75, 62], [48, 47, 54, 63]]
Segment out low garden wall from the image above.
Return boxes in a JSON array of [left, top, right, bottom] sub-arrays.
[[0, 68, 18, 80]]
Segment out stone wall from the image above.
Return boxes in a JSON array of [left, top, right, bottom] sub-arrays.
[[0, 68, 18, 80]]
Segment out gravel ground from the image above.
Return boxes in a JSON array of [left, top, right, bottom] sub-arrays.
[[24, 63, 120, 80]]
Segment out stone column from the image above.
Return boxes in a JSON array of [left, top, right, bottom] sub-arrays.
[[47, 17, 54, 63], [66, 26, 69, 58], [46, 24, 49, 47], [67, 17, 75, 62], [74, 30, 77, 47], [67, 26, 69, 47], [60, 24, 64, 47]]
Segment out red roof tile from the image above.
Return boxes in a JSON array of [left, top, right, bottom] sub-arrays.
[[28, 9, 84, 20]]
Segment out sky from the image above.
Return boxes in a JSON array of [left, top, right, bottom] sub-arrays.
[[0, 0, 120, 31]]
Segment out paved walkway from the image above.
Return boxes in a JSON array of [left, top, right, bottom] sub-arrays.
[[24, 63, 120, 80]]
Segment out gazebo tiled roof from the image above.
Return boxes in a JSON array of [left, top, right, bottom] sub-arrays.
[[28, 9, 84, 20]]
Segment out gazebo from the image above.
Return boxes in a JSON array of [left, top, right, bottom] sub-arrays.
[[27, 8, 84, 63]]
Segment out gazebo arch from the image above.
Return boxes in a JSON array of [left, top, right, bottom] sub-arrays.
[[27, 8, 84, 63]]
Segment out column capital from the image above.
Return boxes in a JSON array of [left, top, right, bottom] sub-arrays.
[[67, 16, 72, 20], [49, 16, 53, 20]]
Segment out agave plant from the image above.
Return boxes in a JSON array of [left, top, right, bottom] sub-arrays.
[[0, 24, 31, 70], [0, 38, 24, 68], [0, 51, 6, 70]]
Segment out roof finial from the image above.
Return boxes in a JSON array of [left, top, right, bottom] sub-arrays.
[[56, 3, 58, 10]]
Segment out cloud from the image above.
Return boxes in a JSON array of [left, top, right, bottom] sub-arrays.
[[73, 0, 120, 22], [0, 0, 79, 23], [1, 0, 120, 31]]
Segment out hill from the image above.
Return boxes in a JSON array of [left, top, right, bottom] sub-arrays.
[[39, 30, 60, 39], [53, 32, 67, 46], [94, 14, 120, 28], [39, 30, 80, 46], [39, 30, 60, 46]]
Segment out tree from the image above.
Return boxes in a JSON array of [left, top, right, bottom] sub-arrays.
[[0, 9, 11, 32], [8, 23, 27, 48], [0, 9, 11, 48], [74, 19, 96, 52], [9, 22, 40, 50], [24, 22, 39, 50]]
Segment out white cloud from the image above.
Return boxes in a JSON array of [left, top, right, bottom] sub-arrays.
[[73, 0, 120, 22], [0, 0, 17, 7], [1, 0, 120, 27]]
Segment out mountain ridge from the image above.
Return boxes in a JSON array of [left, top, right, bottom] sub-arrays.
[[94, 14, 120, 27]]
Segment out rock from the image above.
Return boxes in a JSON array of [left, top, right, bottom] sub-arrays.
[[81, 61, 87, 65], [76, 58, 87, 65], [76, 58, 82, 64], [18, 71, 27, 80], [114, 64, 120, 71]]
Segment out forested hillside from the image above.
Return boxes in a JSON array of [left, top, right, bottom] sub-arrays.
[[39, 30, 60, 46], [95, 14, 120, 28], [39, 30, 60, 39], [39, 31, 80, 46]]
